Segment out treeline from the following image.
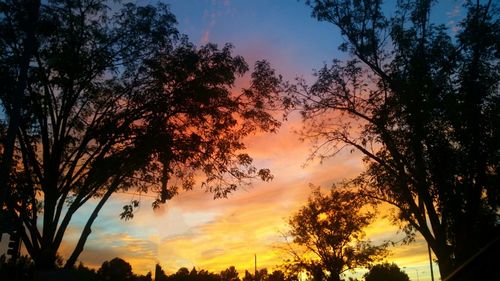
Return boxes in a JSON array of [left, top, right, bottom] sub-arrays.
[[147, 262, 410, 281], [155, 264, 291, 281], [0, 254, 410, 281], [0, 255, 290, 281], [0, 255, 151, 281]]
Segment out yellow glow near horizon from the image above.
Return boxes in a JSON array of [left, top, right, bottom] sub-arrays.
[[33, 115, 442, 281]]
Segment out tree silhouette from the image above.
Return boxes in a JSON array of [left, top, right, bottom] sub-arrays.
[[174, 267, 190, 280], [364, 263, 410, 281], [256, 268, 268, 281], [74, 262, 99, 281], [285, 188, 386, 281], [155, 264, 168, 281], [97, 257, 134, 281], [221, 266, 240, 281], [0, 0, 283, 271], [267, 270, 288, 281], [293, 0, 499, 278], [159, 266, 220, 281], [242, 270, 254, 281], [0, 254, 35, 281], [193, 269, 220, 281]]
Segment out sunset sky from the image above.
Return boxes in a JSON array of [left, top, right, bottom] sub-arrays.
[[9, 1, 465, 280]]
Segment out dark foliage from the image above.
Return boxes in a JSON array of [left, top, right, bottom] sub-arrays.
[[284, 188, 386, 281], [221, 265, 240, 281], [0, 0, 283, 271], [292, 0, 499, 278], [364, 263, 410, 281], [0, 254, 35, 281], [98, 257, 135, 281]]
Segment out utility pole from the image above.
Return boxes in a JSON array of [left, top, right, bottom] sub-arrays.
[[254, 254, 257, 277]]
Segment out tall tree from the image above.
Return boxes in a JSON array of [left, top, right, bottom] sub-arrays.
[[285, 188, 386, 281], [293, 0, 499, 279], [0, 0, 282, 271]]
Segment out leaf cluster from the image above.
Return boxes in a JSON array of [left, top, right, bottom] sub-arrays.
[[286, 187, 386, 280]]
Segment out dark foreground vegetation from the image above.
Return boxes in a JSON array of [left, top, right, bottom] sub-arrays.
[[0, 255, 412, 281]]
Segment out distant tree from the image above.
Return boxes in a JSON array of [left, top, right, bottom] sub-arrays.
[[256, 268, 268, 281], [97, 258, 134, 281], [153, 265, 221, 281], [175, 267, 190, 278], [0, 254, 35, 281], [195, 269, 220, 281], [242, 270, 254, 281], [189, 267, 198, 279], [221, 266, 240, 281], [155, 264, 168, 281], [135, 272, 152, 281], [74, 262, 98, 281], [0, 0, 282, 271], [364, 263, 410, 281], [175, 267, 189, 276], [293, 0, 499, 278], [268, 270, 287, 281], [285, 188, 386, 281]]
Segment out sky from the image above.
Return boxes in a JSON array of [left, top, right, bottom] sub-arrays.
[[3, 0, 465, 280]]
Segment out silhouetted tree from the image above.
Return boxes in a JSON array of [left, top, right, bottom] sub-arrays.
[[293, 0, 499, 278], [161, 266, 221, 281], [135, 272, 152, 281], [189, 267, 198, 279], [97, 257, 134, 281], [364, 263, 410, 281], [175, 267, 190, 279], [285, 188, 386, 281], [0, 0, 282, 271], [155, 264, 168, 281], [256, 268, 268, 281], [221, 266, 240, 281], [268, 270, 287, 281], [71, 262, 98, 281], [0, 254, 35, 281], [194, 269, 220, 281], [242, 270, 254, 281]]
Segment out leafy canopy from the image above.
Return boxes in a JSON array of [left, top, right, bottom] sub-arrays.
[[285, 187, 386, 281], [0, 0, 283, 270], [292, 0, 499, 278]]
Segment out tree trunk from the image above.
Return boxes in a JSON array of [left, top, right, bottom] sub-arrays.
[[433, 245, 454, 280], [34, 247, 58, 271]]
